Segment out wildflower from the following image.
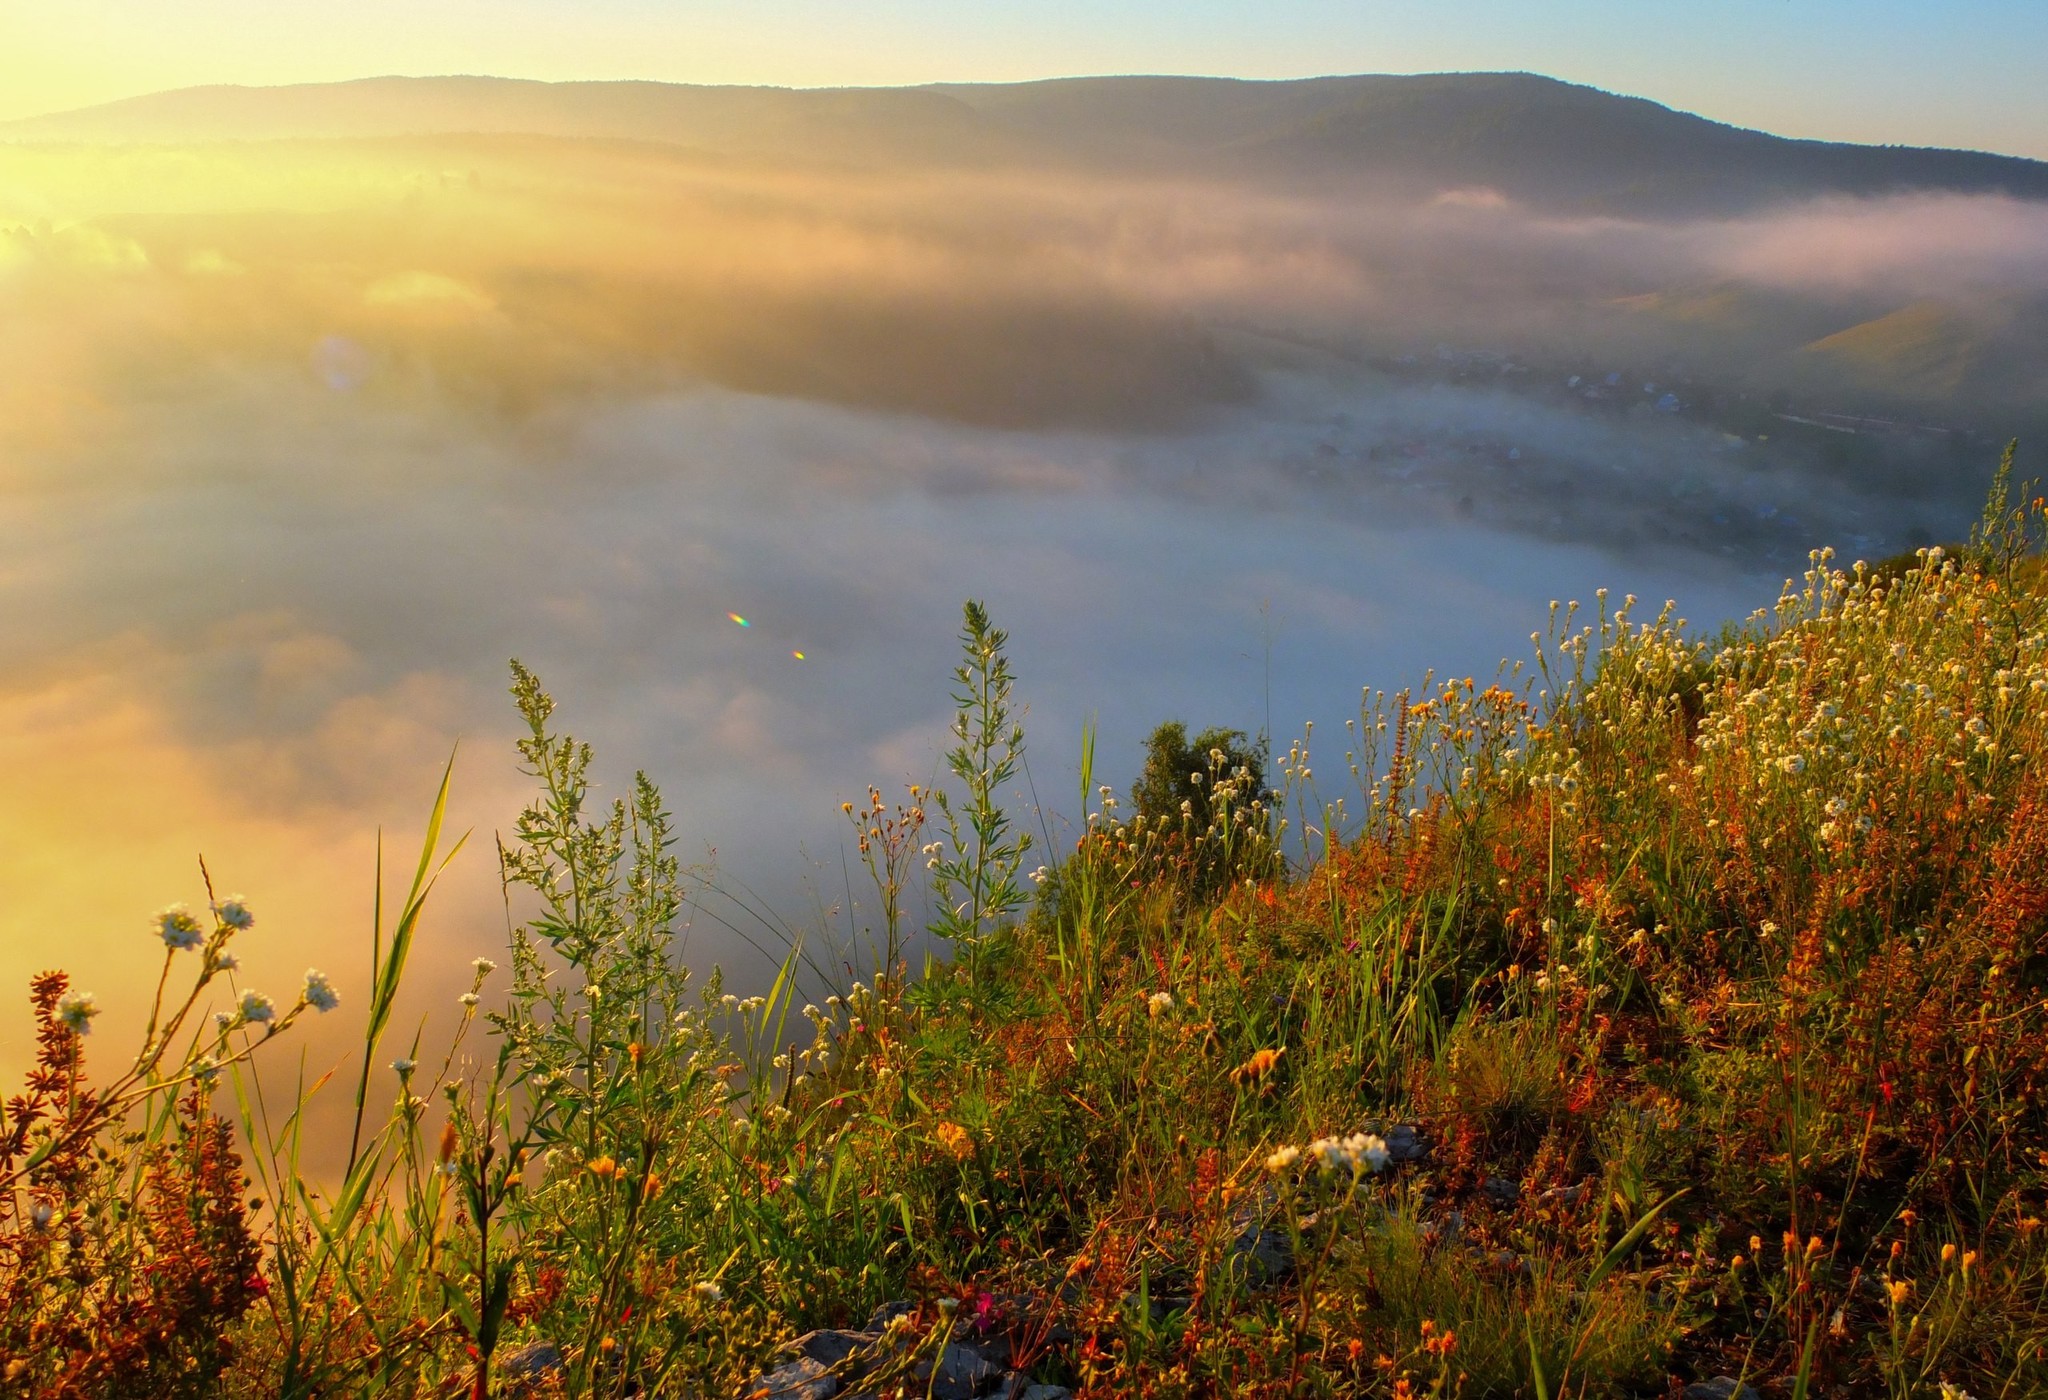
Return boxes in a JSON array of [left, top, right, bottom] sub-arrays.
[[214, 895, 255, 930], [1778, 754, 1806, 775], [56, 990, 98, 1035], [238, 989, 276, 1024], [302, 969, 340, 1012], [1147, 991, 1174, 1018], [694, 1281, 724, 1304], [1231, 1046, 1285, 1086], [391, 1058, 416, 1076], [1307, 1132, 1391, 1176], [935, 1122, 975, 1161], [155, 904, 205, 951], [1889, 1279, 1912, 1304], [1941, 1242, 1957, 1265], [459, 992, 480, 1008], [1265, 1144, 1301, 1172], [191, 1054, 220, 1086], [211, 950, 239, 972], [471, 956, 496, 977], [1028, 866, 1049, 885], [588, 1155, 618, 1180]]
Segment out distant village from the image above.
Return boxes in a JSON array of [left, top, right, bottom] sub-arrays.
[[1266, 341, 1992, 568]]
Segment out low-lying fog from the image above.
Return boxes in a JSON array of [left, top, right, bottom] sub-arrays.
[[1, 126, 2041, 1121]]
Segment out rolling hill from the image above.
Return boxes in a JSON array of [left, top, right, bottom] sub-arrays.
[[7, 72, 2047, 216]]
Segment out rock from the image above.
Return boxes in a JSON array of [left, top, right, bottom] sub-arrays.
[[916, 1340, 1003, 1400], [1020, 1387, 1074, 1400], [1419, 1210, 1465, 1247], [745, 1357, 839, 1400], [1145, 1294, 1194, 1322], [1483, 1176, 1522, 1207], [1683, 1378, 1760, 1400], [498, 1341, 564, 1395], [784, 1331, 879, 1369], [1381, 1124, 1430, 1163], [1227, 1224, 1294, 1284], [866, 1300, 915, 1331]]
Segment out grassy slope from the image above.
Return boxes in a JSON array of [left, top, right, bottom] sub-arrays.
[[7, 504, 2048, 1398]]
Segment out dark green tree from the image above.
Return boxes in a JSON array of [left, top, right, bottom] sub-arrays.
[[1129, 721, 1267, 829]]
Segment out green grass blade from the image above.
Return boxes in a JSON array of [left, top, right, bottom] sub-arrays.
[[1585, 1186, 1690, 1294]]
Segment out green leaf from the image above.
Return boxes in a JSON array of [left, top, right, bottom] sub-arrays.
[[1586, 1186, 1689, 1294]]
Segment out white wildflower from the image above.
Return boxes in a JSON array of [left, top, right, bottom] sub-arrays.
[[302, 969, 340, 1012], [694, 1281, 724, 1304], [154, 905, 205, 951], [1265, 1145, 1301, 1173], [213, 895, 255, 931], [56, 991, 99, 1036], [459, 992, 480, 1008], [1147, 991, 1175, 1018], [471, 956, 496, 977], [238, 989, 276, 1024]]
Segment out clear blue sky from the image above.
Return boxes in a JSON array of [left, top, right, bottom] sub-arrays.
[[6, 0, 2046, 157]]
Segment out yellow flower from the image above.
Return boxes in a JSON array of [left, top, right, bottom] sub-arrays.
[[588, 1155, 619, 1180], [1231, 1046, 1285, 1086], [935, 1122, 974, 1161]]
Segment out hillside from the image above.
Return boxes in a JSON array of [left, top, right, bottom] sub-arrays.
[[8, 514, 2048, 1397], [9, 72, 2048, 214]]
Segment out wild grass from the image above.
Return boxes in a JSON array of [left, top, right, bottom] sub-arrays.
[[3, 455, 2047, 1397]]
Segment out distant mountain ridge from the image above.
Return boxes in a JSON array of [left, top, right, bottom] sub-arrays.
[[8, 72, 2048, 215]]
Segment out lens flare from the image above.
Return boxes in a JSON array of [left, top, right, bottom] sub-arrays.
[[728, 613, 749, 627]]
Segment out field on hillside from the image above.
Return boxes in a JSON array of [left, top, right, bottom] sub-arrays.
[[3, 462, 2045, 1398]]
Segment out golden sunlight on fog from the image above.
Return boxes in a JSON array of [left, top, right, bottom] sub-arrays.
[[0, 636, 512, 1089]]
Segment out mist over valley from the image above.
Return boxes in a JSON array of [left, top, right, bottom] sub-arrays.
[[3, 71, 2045, 1080]]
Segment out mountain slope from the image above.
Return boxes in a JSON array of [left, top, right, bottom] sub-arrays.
[[7, 73, 2047, 215]]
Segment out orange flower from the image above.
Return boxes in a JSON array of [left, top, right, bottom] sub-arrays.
[[588, 1155, 619, 1180], [935, 1122, 975, 1161], [1231, 1046, 1285, 1086], [437, 1120, 460, 1164]]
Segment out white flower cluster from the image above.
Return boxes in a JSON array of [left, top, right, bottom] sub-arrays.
[[1266, 1131, 1391, 1178]]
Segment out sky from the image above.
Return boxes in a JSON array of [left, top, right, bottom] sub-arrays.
[[6, 0, 2048, 158]]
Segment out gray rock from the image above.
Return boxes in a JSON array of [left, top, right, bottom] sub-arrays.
[[918, 1340, 1003, 1400], [1381, 1124, 1430, 1163], [1227, 1225, 1294, 1284], [1419, 1210, 1465, 1247], [784, 1330, 879, 1369], [1020, 1387, 1074, 1400], [1683, 1378, 1760, 1400], [865, 1300, 915, 1331], [498, 1341, 564, 1395], [1483, 1176, 1522, 1207], [745, 1357, 839, 1400]]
